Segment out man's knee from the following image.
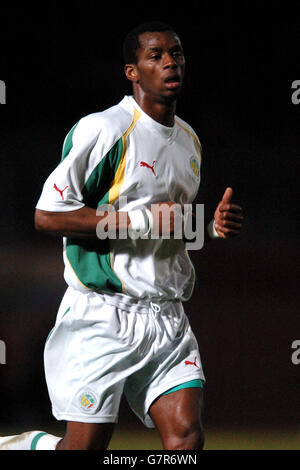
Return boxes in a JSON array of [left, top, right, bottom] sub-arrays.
[[163, 424, 205, 450], [57, 435, 110, 450], [56, 422, 114, 450]]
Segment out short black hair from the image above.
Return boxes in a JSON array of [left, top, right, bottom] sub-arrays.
[[123, 21, 177, 65]]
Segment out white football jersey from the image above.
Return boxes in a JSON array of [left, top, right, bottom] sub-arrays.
[[36, 96, 202, 307]]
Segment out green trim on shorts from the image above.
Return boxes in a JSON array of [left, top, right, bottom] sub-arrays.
[[45, 307, 71, 344], [30, 432, 47, 450], [162, 379, 204, 396]]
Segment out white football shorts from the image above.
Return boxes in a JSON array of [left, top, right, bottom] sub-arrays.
[[44, 287, 205, 428]]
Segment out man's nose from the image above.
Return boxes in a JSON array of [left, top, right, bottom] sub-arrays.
[[162, 53, 177, 69]]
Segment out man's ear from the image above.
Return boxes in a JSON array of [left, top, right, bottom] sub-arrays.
[[124, 64, 139, 83]]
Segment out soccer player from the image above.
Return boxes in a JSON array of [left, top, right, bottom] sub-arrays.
[[0, 21, 243, 451]]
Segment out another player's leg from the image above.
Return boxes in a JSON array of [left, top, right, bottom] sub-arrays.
[[0, 430, 61, 450], [0, 422, 115, 450], [149, 387, 204, 450], [56, 421, 115, 450]]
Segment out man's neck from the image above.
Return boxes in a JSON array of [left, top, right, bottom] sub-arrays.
[[132, 90, 176, 127]]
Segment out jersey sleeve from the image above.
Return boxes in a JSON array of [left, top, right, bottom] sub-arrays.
[[35, 115, 101, 212]]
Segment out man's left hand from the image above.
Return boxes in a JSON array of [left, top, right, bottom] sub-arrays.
[[214, 187, 243, 239]]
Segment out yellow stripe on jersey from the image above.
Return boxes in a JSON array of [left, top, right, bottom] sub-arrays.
[[175, 120, 202, 160], [109, 107, 141, 205], [108, 107, 141, 294], [109, 249, 124, 293]]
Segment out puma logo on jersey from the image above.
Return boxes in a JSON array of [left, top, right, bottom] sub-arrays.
[[54, 183, 69, 200], [140, 160, 156, 176], [185, 357, 200, 369]]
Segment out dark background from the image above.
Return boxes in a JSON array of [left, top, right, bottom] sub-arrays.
[[0, 0, 299, 440]]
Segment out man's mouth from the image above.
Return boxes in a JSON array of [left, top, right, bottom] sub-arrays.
[[164, 75, 181, 90]]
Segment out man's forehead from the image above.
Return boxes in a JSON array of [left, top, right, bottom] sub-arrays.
[[138, 31, 182, 50]]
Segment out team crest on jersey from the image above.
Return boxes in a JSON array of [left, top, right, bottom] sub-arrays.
[[78, 390, 97, 413], [190, 157, 200, 179]]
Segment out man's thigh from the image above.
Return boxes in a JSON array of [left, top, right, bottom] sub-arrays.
[[149, 387, 204, 449]]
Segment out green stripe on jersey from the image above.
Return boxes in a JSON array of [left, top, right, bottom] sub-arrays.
[[66, 138, 124, 293], [82, 137, 123, 208], [61, 122, 79, 161]]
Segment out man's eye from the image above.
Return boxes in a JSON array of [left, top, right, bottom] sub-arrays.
[[151, 54, 161, 60], [173, 51, 184, 59]]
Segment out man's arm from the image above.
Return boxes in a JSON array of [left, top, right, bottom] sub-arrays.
[[34, 201, 181, 239], [34, 207, 130, 239]]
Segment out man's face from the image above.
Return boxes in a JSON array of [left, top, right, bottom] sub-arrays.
[[132, 30, 185, 102]]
